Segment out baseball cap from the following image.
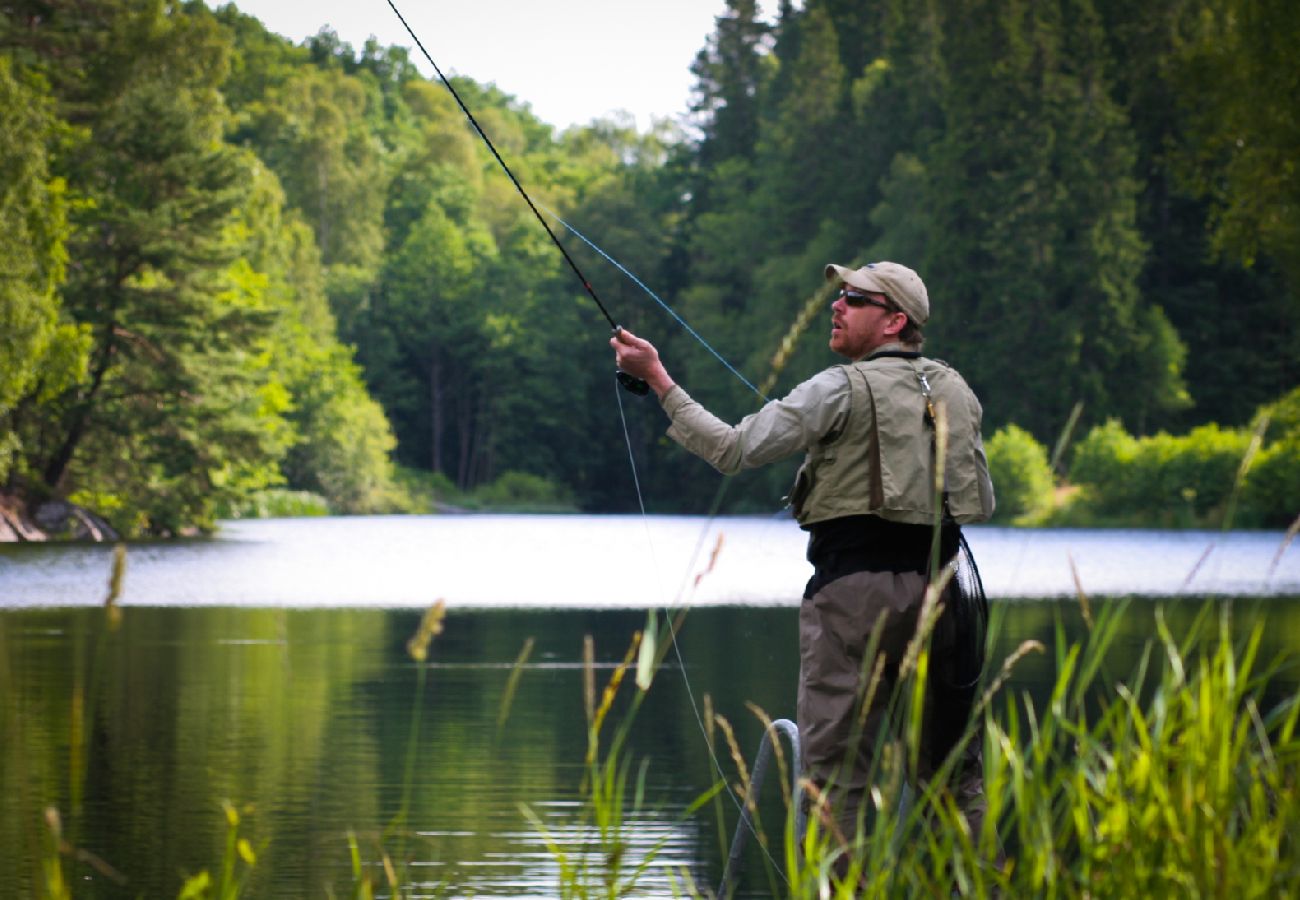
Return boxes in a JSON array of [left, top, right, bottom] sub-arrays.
[[825, 261, 929, 326]]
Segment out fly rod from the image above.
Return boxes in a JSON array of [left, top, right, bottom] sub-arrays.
[[383, 0, 649, 395]]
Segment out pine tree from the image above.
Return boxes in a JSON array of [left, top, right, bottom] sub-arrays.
[[924, 0, 1187, 439], [9, 0, 289, 533]]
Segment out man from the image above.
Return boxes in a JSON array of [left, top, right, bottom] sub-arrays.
[[610, 261, 995, 843]]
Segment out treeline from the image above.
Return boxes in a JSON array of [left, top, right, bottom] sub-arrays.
[[1, 0, 1296, 535], [0, 0, 663, 532]]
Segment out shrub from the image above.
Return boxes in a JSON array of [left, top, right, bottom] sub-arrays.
[[985, 425, 1055, 523], [474, 470, 574, 512], [1067, 419, 1139, 517], [218, 488, 330, 519], [1066, 419, 1257, 526], [1261, 385, 1300, 440], [1240, 437, 1300, 528]]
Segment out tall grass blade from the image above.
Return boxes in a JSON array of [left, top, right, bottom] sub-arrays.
[[496, 636, 535, 733]]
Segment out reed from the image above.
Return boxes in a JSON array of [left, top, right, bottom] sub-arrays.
[[520, 630, 723, 898], [176, 802, 259, 900], [704, 597, 1300, 898]]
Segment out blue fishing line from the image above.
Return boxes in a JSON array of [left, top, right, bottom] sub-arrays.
[[613, 375, 791, 886], [541, 203, 769, 403]]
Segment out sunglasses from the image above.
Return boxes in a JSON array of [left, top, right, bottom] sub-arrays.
[[836, 288, 893, 311]]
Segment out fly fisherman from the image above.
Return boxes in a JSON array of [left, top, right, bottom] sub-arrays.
[[611, 261, 995, 851]]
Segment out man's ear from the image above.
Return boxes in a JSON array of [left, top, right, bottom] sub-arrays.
[[884, 311, 908, 337]]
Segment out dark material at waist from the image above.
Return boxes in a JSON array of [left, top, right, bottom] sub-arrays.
[[803, 515, 959, 598]]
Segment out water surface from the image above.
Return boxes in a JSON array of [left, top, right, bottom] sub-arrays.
[[2, 516, 1298, 897], [2, 515, 1297, 607]]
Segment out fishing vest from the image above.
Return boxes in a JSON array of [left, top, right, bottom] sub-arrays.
[[788, 354, 995, 527]]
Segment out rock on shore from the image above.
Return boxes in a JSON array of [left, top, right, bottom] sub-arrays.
[[0, 494, 120, 542]]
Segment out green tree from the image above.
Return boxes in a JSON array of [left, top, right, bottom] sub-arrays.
[[370, 194, 494, 486], [751, 1, 848, 253], [0, 60, 85, 481], [688, 0, 770, 177], [925, 0, 1187, 439], [1096, 0, 1298, 428], [233, 64, 389, 277], [234, 162, 401, 514], [7, 0, 291, 533], [1168, 0, 1300, 295]]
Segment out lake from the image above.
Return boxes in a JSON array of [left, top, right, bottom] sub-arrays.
[[2, 515, 1299, 897]]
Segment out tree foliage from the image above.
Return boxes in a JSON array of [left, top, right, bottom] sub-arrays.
[[0, 58, 81, 481], [0, 0, 1295, 529]]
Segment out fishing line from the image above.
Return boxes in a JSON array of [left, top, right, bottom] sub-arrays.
[[614, 376, 791, 885], [543, 202, 769, 402], [383, 0, 648, 396], [385, 0, 793, 879], [389, 0, 774, 405]]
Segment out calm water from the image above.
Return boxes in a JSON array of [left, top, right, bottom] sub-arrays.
[[2, 514, 1298, 607], [2, 516, 1299, 897]]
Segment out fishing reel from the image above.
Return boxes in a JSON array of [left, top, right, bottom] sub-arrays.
[[617, 370, 651, 396]]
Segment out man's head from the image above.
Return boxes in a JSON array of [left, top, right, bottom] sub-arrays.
[[824, 261, 928, 359]]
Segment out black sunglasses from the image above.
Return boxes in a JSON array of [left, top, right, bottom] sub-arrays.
[[836, 288, 893, 311]]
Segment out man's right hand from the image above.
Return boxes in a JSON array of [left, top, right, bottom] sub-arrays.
[[610, 328, 676, 399]]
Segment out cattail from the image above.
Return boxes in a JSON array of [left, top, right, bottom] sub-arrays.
[[405, 600, 446, 662], [104, 543, 126, 631]]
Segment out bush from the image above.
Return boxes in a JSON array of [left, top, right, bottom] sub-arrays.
[[1261, 385, 1300, 441], [218, 488, 330, 519], [1240, 437, 1300, 528], [474, 470, 574, 512], [389, 466, 463, 513], [1066, 419, 1255, 526], [1067, 419, 1139, 517], [1237, 387, 1300, 528], [985, 425, 1055, 523]]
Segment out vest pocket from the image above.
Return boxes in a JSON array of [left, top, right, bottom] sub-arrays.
[[787, 460, 815, 519]]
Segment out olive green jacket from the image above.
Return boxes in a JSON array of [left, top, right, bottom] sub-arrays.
[[660, 344, 994, 526]]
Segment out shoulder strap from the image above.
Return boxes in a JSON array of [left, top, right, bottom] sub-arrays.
[[908, 359, 952, 522]]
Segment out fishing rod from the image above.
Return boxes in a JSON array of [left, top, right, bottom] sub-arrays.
[[382, 5, 794, 883], [382, 0, 649, 396]]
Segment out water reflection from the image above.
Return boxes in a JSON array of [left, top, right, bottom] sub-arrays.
[[3, 600, 1298, 898]]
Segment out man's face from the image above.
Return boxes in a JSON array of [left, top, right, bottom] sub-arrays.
[[829, 284, 906, 360]]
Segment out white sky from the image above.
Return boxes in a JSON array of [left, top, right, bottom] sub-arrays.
[[226, 0, 733, 131]]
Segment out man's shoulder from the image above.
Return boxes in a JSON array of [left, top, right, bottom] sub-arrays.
[[803, 364, 854, 388], [780, 365, 853, 409]]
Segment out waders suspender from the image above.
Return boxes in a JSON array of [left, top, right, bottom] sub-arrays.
[[911, 365, 953, 520], [907, 359, 989, 697]]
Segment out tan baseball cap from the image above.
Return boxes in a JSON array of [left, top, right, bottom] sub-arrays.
[[825, 261, 929, 326]]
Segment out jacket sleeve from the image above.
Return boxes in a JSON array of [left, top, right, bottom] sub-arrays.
[[658, 369, 851, 474]]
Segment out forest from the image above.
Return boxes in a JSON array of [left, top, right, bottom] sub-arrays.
[[1, 0, 1296, 536]]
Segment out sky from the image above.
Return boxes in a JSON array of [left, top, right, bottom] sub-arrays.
[[227, 0, 733, 132]]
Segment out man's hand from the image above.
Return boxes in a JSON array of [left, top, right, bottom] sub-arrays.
[[610, 327, 676, 399]]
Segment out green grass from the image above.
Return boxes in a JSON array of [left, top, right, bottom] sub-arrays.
[[522, 593, 1300, 898], [729, 599, 1297, 897]]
